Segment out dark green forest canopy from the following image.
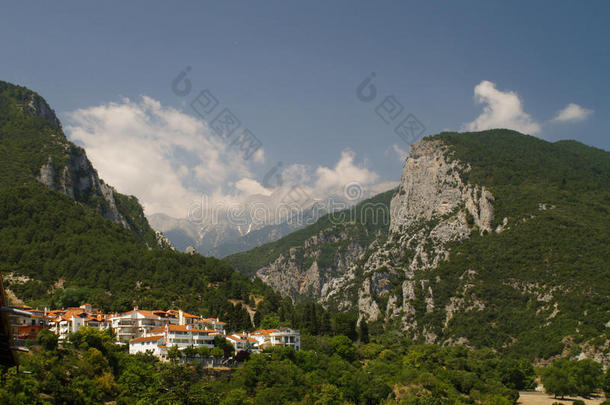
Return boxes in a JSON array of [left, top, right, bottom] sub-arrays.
[[0, 327, 537, 404]]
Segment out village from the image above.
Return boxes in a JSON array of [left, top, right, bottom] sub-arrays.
[[6, 303, 300, 362]]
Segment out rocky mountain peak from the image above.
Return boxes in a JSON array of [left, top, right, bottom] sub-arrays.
[[23, 92, 61, 129]]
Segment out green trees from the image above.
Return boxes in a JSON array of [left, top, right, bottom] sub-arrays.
[[603, 368, 610, 396], [542, 359, 604, 398], [542, 361, 573, 399], [37, 329, 58, 351], [358, 319, 369, 344], [0, 332, 534, 404], [331, 313, 357, 341]]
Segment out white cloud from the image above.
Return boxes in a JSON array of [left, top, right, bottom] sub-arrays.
[[464, 80, 541, 134], [66, 96, 257, 216], [314, 150, 379, 196], [390, 144, 409, 163], [553, 103, 593, 122], [65, 96, 394, 220], [235, 178, 272, 196]]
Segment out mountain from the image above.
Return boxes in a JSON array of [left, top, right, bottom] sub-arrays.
[[226, 130, 610, 361], [0, 81, 285, 330], [148, 212, 303, 257], [148, 191, 370, 258], [0, 81, 160, 247]]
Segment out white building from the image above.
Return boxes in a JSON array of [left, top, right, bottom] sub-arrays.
[[110, 308, 176, 343], [128, 335, 166, 357], [226, 333, 259, 352], [128, 324, 216, 359], [250, 328, 300, 351], [111, 308, 226, 344], [46, 306, 110, 341]]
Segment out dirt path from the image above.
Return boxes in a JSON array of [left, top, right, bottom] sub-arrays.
[[518, 391, 606, 405]]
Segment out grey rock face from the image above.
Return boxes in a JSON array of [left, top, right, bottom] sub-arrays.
[[242, 138, 502, 340], [25, 93, 60, 129], [36, 145, 130, 230]]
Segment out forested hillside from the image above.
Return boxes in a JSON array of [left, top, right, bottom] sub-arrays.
[[227, 130, 610, 361], [0, 81, 286, 331], [0, 81, 158, 246]]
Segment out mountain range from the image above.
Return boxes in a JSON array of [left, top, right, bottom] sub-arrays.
[[226, 130, 610, 361], [1, 81, 608, 363]]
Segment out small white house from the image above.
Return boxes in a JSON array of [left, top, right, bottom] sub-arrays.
[[250, 328, 300, 351], [128, 335, 166, 356]]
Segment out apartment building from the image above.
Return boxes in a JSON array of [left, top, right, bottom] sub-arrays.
[[110, 308, 175, 343], [128, 324, 216, 359]]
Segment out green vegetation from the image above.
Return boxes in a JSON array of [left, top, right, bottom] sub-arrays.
[[0, 327, 535, 404], [0, 80, 157, 245], [1, 83, 607, 403], [228, 129, 610, 361], [541, 359, 604, 399], [0, 80, 291, 330], [412, 130, 610, 358]]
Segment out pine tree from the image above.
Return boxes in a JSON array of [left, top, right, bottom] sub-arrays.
[[359, 320, 369, 344]]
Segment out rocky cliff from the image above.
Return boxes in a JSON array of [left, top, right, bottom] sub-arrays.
[[36, 149, 130, 227], [226, 130, 610, 361], [244, 139, 498, 323]]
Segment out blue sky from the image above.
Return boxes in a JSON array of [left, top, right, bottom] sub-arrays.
[[1, 1, 608, 217]]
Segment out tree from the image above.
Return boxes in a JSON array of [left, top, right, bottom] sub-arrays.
[[182, 345, 198, 359], [197, 345, 211, 358], [167, 346, 181, 362], [220, 388, 252, 405], [570, 359, 603, 398], [332, 313, 357, 341], [542, 361, 574, 399], [253, 310, 262, 328], [603, 368, 610, 396], [235, 350, 251, 362], [211, 347, 224, 357], [330, 335, 356, 362], [358, 320, 369, 344], [37, 328, 58, 351]]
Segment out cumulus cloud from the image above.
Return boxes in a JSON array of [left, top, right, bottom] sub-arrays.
[[66, 96, 255, 216], [390, 144, 409, 163], [553, 103, 593, 122], [235, 178, 272, 196], [65, 96, 393, 220], [464, 80, 541, 134], [314, 150, 379, 195]]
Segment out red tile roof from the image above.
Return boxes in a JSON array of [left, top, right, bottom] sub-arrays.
[[130, 335, 164, 343], [253, 329, 279, 336]]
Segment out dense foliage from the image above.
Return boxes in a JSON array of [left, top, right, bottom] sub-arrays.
[[541, 358, 604, 398], [0, 327, 535, 404], [410, 131, 610, 358], [0, 81, 158, 246], [2, 183, 281, 330]]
